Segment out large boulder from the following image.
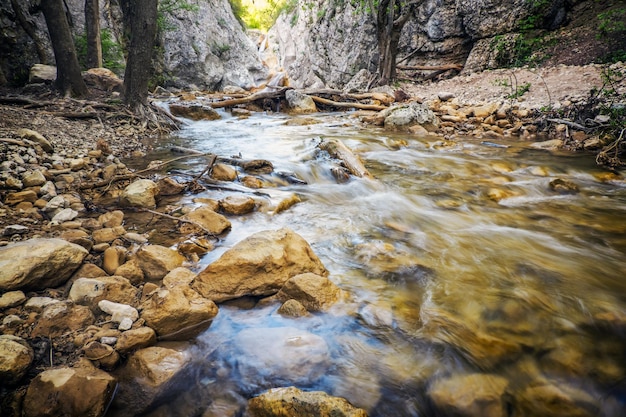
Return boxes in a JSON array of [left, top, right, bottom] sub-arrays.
[[428, 373, 510, 417], [22, 359, 117, 417], [235, 327, 330, 386], [0, 238, 88, 291], [248, 386, 367, 417], [276, 273, 341, 311], [0, 335, 34, 386], [111, 347, 189, 417], [285, 90, 317, 114], [381, 102, 439, 131], [192, 228, 327, 302], [140, 285, 218, 340]]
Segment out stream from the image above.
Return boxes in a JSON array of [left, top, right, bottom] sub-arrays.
[[137, 108, 626, 416]]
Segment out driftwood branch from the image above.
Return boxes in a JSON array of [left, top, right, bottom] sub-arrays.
[[546, 118, 588, 131], [397, 64, 463, 71], [141, 209, 218, 236], [209, 88, 291, 108], [310, 95, 386, 111], [318, 138, 373, 179]]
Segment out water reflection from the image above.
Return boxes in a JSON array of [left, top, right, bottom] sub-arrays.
[[141, 110, 625, 416]]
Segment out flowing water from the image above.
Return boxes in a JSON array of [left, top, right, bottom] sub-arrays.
[[138, 108, 626, 416]]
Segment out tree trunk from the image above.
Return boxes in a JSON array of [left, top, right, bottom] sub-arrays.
[[121, 0, 158, 112], [376, 0, 419, 86], [40, 0, 88, 97], [85, 0, 102, 68]]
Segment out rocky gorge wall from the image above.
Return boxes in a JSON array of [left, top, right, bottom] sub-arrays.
[[0, 0, 266, 90], [268, 0, 577, 89]]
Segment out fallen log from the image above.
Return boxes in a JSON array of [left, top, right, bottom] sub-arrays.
[[209, 88, 290, 109], [397, 64, 463, 71], [318, 138, 373, 179], [310, 96, 386, 112]]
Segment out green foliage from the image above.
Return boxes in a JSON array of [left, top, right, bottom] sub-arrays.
[[597, 8, 626, 37], [75, 29, 125, 73], [233, 0, 297, 31], [507, 82, 531, 99], [157, 0, 199, 32], [493, 77, 532, 100]]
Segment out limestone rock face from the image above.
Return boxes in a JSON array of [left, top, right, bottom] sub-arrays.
[[135, 245, 185, 281], [0, 238, 88, 291], [22, 360, 117, 417], [159, 0, 267, 90], [248, 386, 368, 417], [0, 335, 34, 385], [121, 179, 158, 208], [192, 228, 327, 302], [428, 373, 510, 417], [276, 273, 340, 311], [140, 285, 218, 339]]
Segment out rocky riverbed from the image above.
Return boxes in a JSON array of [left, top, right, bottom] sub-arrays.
[[1, 63, 625, 416]]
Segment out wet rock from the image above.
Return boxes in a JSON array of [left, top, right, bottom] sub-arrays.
[[17, 128, 53, 153], [178, 237, 214, 257], [247, 386, 367, 417], [115, 327, 157, 354], [169, 103, 221, 120], [120, 179, 158, 208], [193, 228, 328, 302], [0, 335, 34, 385], [0, 238, 88, 291], [112, 347, 189, 417], [242, 175, 264, 188], [428, 373, 510, 417], [516, 383, 599, 417], [220, 195, 256, 214], [22, 359, 116, 417], [135, 245, 185, 281], [0, 290, 26, 310], [211, 163, 238, 181], [69, 276, 139, 309], [286, 90, 317, 114], [235, 327, 330, 385], [277, 299, 309, 317], [83, 341, 120, 370], [157, 176, 186, 196], [31, 302, 95, 338], [140, 284, 218, 339], [381, 102, 439, 131], [549, 178, 579, 194], [420, 303, 521, 368], [276, 272, 340, 311], [530, 139, 563, 150], [181, 206, 231, 235], [358, 301, 394, 328]]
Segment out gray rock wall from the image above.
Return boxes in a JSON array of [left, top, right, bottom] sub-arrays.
[[268, 0, 573, 89]]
